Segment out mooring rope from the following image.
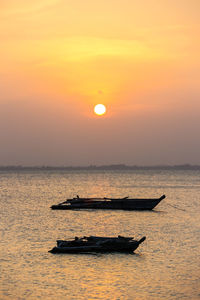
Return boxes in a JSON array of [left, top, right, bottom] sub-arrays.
[[166, 203, 187, 212]]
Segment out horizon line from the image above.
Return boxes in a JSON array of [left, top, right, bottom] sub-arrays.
[[0, 164, 200, 170]]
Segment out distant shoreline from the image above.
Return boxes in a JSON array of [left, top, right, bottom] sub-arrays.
[[0, 164, 200, 171]]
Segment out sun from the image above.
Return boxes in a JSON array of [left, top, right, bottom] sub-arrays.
[[94, 104, 106, 116]]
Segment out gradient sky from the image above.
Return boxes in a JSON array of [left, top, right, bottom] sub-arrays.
[[0, 0, 200, 166]]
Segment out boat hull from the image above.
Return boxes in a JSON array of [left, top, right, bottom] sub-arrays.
[[49, 244, 140, 253], [49, 236, 146, 254], [51, 196, 165, 210]]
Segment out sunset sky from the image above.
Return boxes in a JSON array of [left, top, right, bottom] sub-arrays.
[[0, 0, 200, 166]]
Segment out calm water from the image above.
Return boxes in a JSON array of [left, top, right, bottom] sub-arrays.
[[0, 169, 200, 300]]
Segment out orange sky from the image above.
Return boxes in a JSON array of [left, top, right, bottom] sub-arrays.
[[0, 0, 200, 165]]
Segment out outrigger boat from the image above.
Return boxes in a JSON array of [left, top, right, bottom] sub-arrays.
[[49, 235, 146, 254], [51, 195, 165, 210]]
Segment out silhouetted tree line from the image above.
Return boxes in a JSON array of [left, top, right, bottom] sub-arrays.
[[0, 164, 200, 171]]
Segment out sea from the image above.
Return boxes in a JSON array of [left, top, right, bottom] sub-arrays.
[[0, 168, 200, 300]]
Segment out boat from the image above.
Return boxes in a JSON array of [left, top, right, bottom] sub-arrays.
[[49, 235, 146, 254], [51, 194, 165, 210]]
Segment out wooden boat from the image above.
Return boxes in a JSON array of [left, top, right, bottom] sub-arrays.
[[51, 195, 165, 210], [49, 235, 146, 254]]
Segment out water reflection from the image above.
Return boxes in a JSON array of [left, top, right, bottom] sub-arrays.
[[0, 170, 200, 299]]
